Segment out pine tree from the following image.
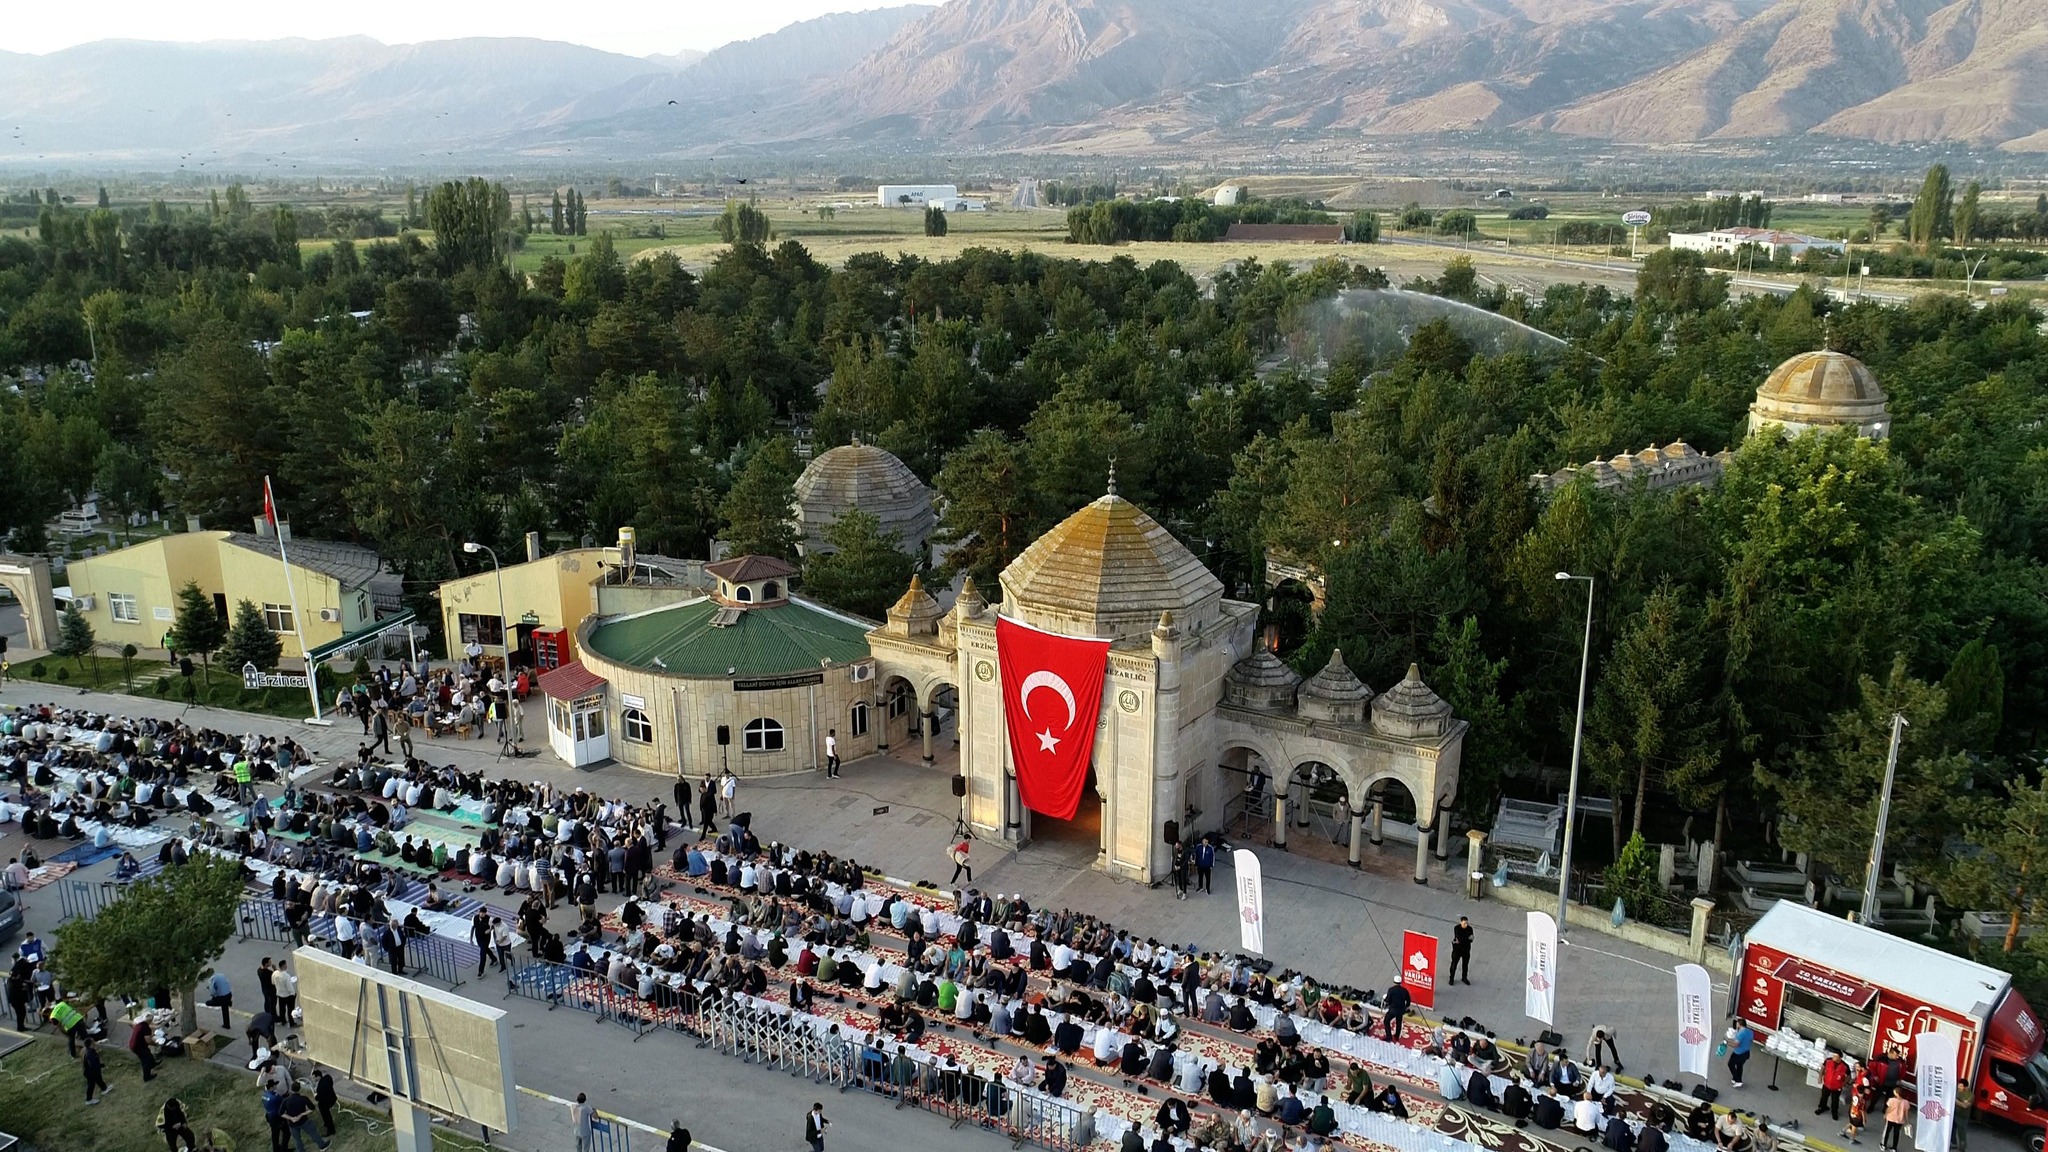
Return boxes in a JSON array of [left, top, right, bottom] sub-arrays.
[[96, 185, 109, 209], [221, 599, 283, 674], [802, 509, 916, 620], [550, 191, 564, 235], [165, 581, 227, 686], [718, 437, 801, 561], [53, 603, 96, 670], [1907, 164, 1953, 254]]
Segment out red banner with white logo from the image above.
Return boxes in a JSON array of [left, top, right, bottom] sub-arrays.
[[995, 615, 1112, 821], [1402, 931, 1439, 1009]]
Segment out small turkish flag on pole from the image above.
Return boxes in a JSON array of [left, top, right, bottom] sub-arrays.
[[263, 476, 279, 528], [995, 616, 1111, 820]]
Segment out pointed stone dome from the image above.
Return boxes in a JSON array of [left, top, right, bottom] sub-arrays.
[[1001, 492, 1223, 642], [1225, 647, 1302, 712], [1298, 648, 1371, 724], [1371, 663, 1454, 739], [883, 574, 942, 637], [793, 438, 936, 558]]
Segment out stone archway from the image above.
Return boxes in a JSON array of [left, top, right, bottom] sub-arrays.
[[0, 554, 58, 653], [876, 674, 918, 752], [913, 679, 960, 769]]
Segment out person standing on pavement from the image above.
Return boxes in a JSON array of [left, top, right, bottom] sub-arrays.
[[719, 770, 738, 819], [571, 1092, 596, 1152], [1194, 838, 1215, 894], [258, 957, 278, 1019], [82, 1038, 109, 1103], [472, 910, 495, 978], [825, 729, 840, 778], [1727, 1019, 1755, 1087], [1818, 1052, 1848, 1121], [1172, 840, 1190, 900], [698, 776, 718, 835], [394, 710, 414, 760], [274, 961, 298, 1024], [371, 707, 390, 756], [674, 777, 694, 832], [1882, 1087, 1911, 1151], [805, 1102, 830, 1152], [949, 839, 972, 885], [1380, 978, 1411, 1042], [1450, 917, 1474, 985]]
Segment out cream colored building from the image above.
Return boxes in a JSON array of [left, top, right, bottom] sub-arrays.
[[63, 525, 394, 656], [869, 484, 1468, 884], [436, 532, 710, 671], [560, 556, 882, 775]]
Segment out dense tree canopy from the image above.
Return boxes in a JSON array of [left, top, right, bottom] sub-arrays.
[[3, 183, 2046, 943]]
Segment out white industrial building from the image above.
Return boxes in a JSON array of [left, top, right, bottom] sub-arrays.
[[1667, 227, 1845, 260], [877, 184, 958, 208]]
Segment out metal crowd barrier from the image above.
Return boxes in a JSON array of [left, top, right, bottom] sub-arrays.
[[237, 898, 299, 943], [57, 879, 120, 923], [496, 961, 1091, 1151]]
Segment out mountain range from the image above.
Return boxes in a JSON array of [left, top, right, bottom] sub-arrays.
[[0, 0, 2040, 164]]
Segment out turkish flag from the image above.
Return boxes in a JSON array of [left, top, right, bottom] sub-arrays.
[[263, 475, 279, 528], [996, 615, 1112, 820]]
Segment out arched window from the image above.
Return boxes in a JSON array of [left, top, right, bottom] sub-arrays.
[[763, 581, 780, 600], [735, 585, 753, 603], [849, 702, 870, 738], [621, 707, 654, 744], [743, 717, 785, 753]]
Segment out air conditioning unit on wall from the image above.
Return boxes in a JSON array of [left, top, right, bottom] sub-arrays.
[[850, 664, 875, 682], [318, 608, 341, 623]]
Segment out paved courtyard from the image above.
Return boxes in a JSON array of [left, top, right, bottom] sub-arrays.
[[2, 680, 2007, 1152]]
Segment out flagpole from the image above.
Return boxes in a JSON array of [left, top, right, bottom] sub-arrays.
[[266, 477, 325, 725]]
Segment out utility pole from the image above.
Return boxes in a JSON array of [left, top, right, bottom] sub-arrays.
[[1859, 713, 1909, 925]]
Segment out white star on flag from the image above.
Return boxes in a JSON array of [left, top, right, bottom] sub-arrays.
[[1037, 729, 1061, 753]]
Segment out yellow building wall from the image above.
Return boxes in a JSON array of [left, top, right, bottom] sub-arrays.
[[63, 532, 351, 655], [439, 550, 599, 663], [216, 543, 347, 652], [65, 532, 226, 649]]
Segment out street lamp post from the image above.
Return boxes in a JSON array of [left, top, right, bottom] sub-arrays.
[[1859, 712, 1909, 925], [1555, 571, 1596, 930], [463, 541, 512, 749]]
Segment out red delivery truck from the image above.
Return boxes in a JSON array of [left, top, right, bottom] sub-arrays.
[[1739, 902, 2048, 1149]]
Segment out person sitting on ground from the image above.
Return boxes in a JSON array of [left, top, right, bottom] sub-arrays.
[[1714, 1109, 1747, 1152], [1533, 1086, 1566, 1130]]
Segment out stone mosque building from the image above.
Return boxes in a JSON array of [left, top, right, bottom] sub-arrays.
[[868, 478, 1469, 886]]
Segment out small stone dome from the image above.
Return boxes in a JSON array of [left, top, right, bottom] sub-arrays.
[[1748, 351, 1890, 440], [1298, 648, 1372, 724], [793, 438, 935, 558], [883, 573, 943, 637], [1225, 647, 1302, 712], [1371, 663, 1454, 740]]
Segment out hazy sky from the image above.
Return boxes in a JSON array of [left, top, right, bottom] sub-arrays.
[[0, 1, 928, 58]]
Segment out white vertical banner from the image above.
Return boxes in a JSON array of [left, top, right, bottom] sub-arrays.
[[1675, 963, 1714, 1078], [1914, 1031, 1958, 1152], [1233, 848, 1265, 954], [1525, 911, 1558, 1025]]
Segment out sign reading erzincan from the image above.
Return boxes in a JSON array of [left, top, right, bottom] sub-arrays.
[[243, 662, 309, 690]]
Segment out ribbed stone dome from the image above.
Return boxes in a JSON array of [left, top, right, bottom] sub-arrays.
[[1299, 648, 1371, 724], [1001, 492, 1223, 642], [1225, 647, 1302, 712], [1748, 351, 1890, 441], [793, 439, 935, 558], [1371, 663, 1454, 739]]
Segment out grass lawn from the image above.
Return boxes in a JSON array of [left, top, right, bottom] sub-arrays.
[[0, 1035, 487, 1152], [6, 654, 359, 722]]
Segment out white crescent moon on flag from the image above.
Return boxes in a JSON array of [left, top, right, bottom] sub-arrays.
[[1019, 670, 1077, 730]]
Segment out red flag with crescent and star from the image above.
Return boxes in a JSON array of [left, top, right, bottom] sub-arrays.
[[995, 615, 1112, 820]]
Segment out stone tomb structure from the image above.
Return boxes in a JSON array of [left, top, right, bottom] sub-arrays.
[[869, 486, 1466, 883]]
